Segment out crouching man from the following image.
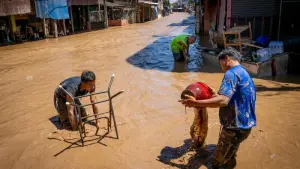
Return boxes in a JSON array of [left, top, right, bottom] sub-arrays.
[[54, 70, 100, 130]]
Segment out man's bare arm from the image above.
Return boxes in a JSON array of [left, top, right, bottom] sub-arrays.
[[66, 95, 77, 130], [90, 94, 100, 128]]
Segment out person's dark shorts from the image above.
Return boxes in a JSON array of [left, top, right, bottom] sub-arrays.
[[53, 88, 87, 127], [172, 50, 185, 62], [211, 128, 251, 168]]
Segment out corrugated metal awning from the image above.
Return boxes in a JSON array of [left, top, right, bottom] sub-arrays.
[[0, 0, 31, 16]]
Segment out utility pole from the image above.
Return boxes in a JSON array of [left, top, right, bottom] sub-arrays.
[[104, 0, 109, 28]]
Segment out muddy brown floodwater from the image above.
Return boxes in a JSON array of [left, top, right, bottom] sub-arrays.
[[1, 13, 300, 169]]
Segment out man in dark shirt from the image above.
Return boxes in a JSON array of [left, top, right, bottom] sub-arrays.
[[54, 71, 100, 131], [180, 48, 256, 168]]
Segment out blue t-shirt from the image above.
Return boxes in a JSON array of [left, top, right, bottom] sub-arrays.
[[218, 65, 256, 129]]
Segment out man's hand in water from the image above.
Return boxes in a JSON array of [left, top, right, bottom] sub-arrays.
[[179, 95, 197, 108], [183, 49, 189, 61]]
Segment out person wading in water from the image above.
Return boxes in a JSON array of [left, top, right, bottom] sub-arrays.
[[180, 48, 257, 169], [170, 34, 196, 62], [54, 71, 100, 130]]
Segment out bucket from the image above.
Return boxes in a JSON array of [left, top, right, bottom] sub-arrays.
[[181, 82, 213, 100]]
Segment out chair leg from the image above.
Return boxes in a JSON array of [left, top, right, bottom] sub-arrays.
[[109, 110, 112, 131], [111, 109, 119, 139], [107, 114, 110, 133], [78, 124, 84, 147], [83, 123, 87, 138]]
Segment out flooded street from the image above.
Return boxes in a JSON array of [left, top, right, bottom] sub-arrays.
[[1, 13, 300, 169]]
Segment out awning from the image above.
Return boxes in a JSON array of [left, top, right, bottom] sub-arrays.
[[35, 0, 70, 19], [106, 2, 125, 7], [138, 1, 158, 5], [68, 0, 100, 6], [68, 0, 125, 7], [0, 0, 31, 16], [112, 7, 135, 11]]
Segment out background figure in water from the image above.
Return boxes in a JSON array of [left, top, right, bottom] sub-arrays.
[[170, 35, 197, 62]]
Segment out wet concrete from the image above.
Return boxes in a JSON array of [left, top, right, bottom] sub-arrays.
[[0, 13, 300, 169]]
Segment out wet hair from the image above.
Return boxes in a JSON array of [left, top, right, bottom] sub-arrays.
[[218, 47, 242, 62], [189, 35, 197, 41], [187, 35, 197, 44], [81, 70, 96, 83]]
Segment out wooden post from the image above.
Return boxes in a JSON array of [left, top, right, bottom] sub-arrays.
[[142, 7, 145, 22], [87, 6, 91, 31], [63, 19, 67, 35], [98, 0, 101, 21], [238, 33, 242, 53], [149, 6, 151, 21], [43, 18, 48, 37], [70, 6, 74, 33], [223, 32, 227, 48], [226, 0, 231, 30], [104, 0, 109, 28], [53, 20, 58, 38], [217, 0, 226, 35], [112, 8, 114, 20], [83, 6, 86, 31]]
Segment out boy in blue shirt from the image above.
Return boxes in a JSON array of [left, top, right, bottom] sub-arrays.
[[180, 47, 256, 168]]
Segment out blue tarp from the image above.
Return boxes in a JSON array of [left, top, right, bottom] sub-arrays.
[[35, 0, 69, 19]]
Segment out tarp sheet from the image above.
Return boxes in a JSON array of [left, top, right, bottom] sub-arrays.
[[0, 0, 31, 16], [35, 0, 69, 19]]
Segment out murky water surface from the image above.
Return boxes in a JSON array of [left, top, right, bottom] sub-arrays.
[[0, 13, 300, 169]]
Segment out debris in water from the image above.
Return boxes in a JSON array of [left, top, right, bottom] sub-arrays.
[[270, 154, 276, 158], [25, 76, 33, 80]]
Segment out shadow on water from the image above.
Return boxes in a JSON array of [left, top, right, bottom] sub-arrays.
[[126, 15, 227, 73], [258, 75, 300, 85], [157, 139, 236, 169], [49, 115, 119, 156], [126, 16, 204, 73], [49, 115, 98, 130], [49, 115, 61, 129], [168, 16, 195, 27], [126, 35, 203, 73], [255, 84, 300, 93]]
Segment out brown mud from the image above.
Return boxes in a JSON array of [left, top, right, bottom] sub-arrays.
[[0, 13, 300, 169]]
